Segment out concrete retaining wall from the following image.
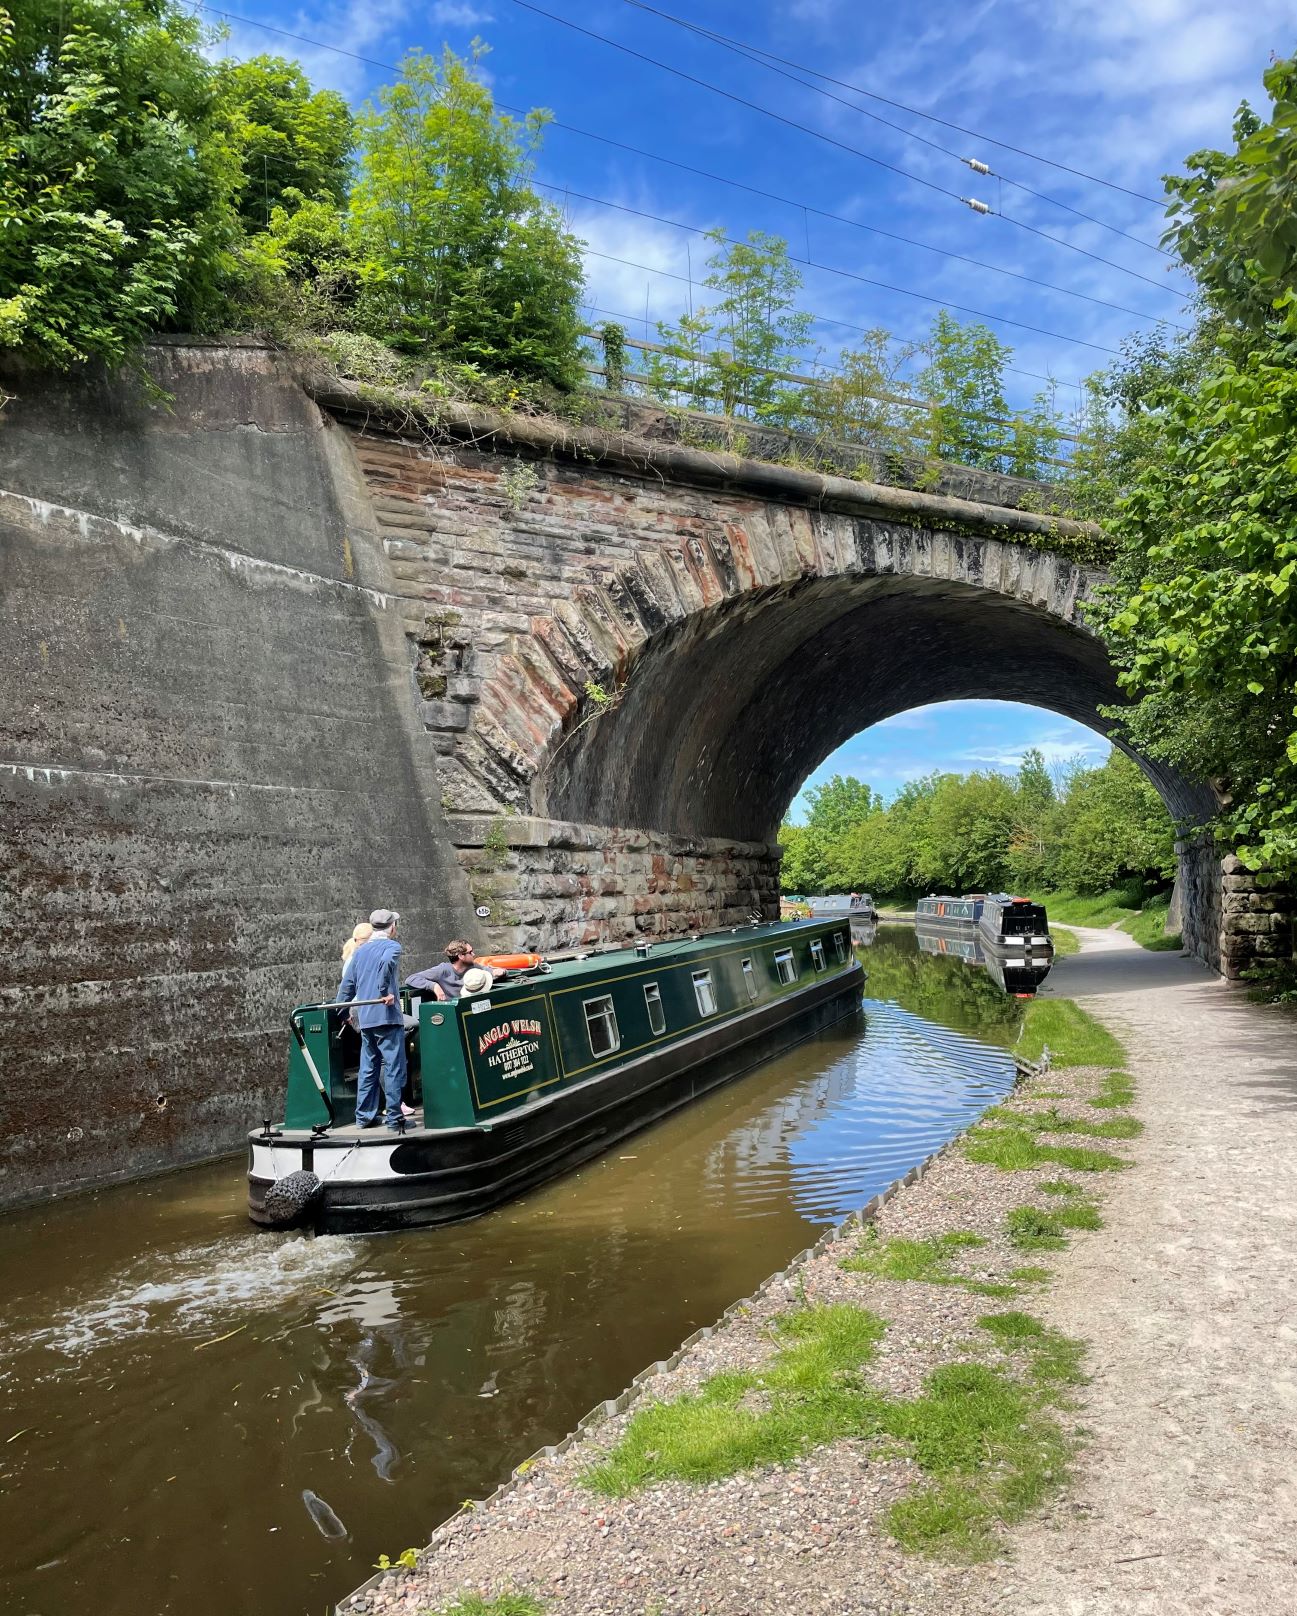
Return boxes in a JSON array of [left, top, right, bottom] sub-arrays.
[[0, 343, 475, 1207]]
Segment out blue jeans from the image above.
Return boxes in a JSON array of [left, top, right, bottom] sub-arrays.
[[356, 1024, 408, 1126]]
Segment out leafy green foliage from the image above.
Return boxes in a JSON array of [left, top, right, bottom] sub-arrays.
[[215, 54, 352, 232], [779, 752, 1174, 902], [1163, 56, 1297, 331], [349, 46, 584, 388], [0, 0, 237, 367]]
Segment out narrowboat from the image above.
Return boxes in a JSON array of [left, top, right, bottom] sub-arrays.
[[915, 894, 1053, 958], [808, 892, 876, 920], [977, 894, 1053, 955], [248, 919, 864, 1235]]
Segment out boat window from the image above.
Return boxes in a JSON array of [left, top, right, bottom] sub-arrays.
[[774, 947, 797, 985], [741, 958, 758, 1000], [810, 939, 827, 973], [833, 931, 846, 963], [692, 969, 717, 1016], [643, 982, 666, 1036], [583, 995, 620, 1057]]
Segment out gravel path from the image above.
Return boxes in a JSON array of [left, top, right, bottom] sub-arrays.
[[338, 932, 1297, 1616], [981, 928, 1297, 1615]]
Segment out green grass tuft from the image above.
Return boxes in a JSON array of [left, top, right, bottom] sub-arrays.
[[581, 1303, 887, 1494], [967, 1282, 1018, 1298], [1008, 1265, 1052, 1283], [1007, 1203, 1103, 1251], [963, 1123, 1128, 1174], [1016, 999, 1127, 1069], [1050, 925, 1081, 958], [978, 1312, 1087, 1390], [431, 1596, 547, 1616], [1089, 1072, 1137, 1110], [585, 1299, 1076, 1564], [1038, 1179, 1085, 1197], [842, 1230, 986, 1283], [1033, 1106, 1143, 1140]]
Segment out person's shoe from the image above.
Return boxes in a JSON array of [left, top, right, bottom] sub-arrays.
[[357, 1117, 380, 1129], [400, 1102, 417, 1117]]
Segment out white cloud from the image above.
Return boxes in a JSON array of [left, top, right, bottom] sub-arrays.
[[204, 0, 407, 98], [430, 1, 492, 23]]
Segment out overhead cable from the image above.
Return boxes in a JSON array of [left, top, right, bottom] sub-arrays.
[[623, 0, 1171, 256], [621, 0, 1167, 209], [506, 0, 1180, 297]]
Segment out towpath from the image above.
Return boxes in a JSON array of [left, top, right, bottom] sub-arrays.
[[342, 930, 1297, 1616], [990, 927, 1297, 1614]]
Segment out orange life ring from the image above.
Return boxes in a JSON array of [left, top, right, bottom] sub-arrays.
[[479, 952, 548, 973]]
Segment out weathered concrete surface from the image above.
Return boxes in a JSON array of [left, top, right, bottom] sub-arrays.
[[0, 343, 474, 1208], [976, 927, 1297, 1614]]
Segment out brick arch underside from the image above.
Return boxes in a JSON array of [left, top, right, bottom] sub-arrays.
[[539, 573, 1213, 842]]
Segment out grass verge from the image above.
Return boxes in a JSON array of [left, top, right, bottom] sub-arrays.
[[841, 1229, 986, 1283], [1015, 998, 1127, 1068], [583, 1301, 1082, 1565], [1007, 1202, 1103, 1251], [1050, 925, 1080, 958]]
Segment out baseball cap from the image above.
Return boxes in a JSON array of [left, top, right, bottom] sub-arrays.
[[368, 908, 400, 928]]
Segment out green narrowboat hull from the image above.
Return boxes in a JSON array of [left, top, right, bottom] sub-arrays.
[[249, 920, 864, 1234]]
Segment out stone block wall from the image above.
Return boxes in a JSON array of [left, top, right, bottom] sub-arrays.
[[445, 816, 780, 955], [1178, 836, 1294, 979]]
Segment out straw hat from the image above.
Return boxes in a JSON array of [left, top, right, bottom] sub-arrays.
[[459, 966, 493, 997]]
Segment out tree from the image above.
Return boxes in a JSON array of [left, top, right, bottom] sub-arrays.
[[650, 231, 812, 424], [1049, 753, 1175, 892], [349, 45, 585, 387], [215, 55, 353, 233], [0, 0, 237, 368], [1163, 55, 1297, 332], [915, 311, 1010, 469], [803, 775, 876, 843]]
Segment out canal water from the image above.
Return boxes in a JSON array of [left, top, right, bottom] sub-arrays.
[[0, 928, 1029, 1616]]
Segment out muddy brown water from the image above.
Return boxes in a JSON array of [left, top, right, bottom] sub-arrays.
[[0, 930, 1028, 1616]]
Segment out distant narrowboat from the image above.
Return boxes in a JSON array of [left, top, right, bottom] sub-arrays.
[[248, 920, 864, 1234], [915, 894, 1053, 958], [808, 893, 876, 920]]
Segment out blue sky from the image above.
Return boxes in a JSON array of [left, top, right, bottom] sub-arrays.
[[790, 699, 1108, 818], [202, 0, 1286, 808]]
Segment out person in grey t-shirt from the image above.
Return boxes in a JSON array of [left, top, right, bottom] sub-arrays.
[[406, 938, 498, 1000]]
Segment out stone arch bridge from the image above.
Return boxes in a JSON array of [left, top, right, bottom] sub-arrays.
[[0, 343, 1281, 1207], [316, 374, 1235, 967]]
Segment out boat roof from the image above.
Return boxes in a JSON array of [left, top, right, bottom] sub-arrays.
[[460, 919, 840, 1000]]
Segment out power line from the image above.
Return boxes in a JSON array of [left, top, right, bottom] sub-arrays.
[[507, 0, 1180, 297], [201, 2, 1177, 329], [555, 191, 1124, 355], [621, 0, 1167, 209], [542, 179, 1187, 332], [195, 3, 1151, 363], [621, 0, 1171, 257]]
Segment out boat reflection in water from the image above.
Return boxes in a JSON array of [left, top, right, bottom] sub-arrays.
[[914, 924, 1054, 997]]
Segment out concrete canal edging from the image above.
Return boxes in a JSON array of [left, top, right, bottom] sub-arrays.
[[337, 1052, 1044, 1615]]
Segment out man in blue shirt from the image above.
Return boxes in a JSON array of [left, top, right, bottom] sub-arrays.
[[336, 908, 407, 1130]]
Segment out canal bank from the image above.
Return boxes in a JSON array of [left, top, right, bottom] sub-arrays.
[[340, 930, 1296, 1616]]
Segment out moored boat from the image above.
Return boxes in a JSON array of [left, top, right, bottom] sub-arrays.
[[248, 920, 865, 1235], [915, 924, 1054, 996], [807, 892, 876, 920], [977, 894, 1053, 956]]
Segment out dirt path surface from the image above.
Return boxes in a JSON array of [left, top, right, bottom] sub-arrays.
[[991, 930, 1297, 1615]]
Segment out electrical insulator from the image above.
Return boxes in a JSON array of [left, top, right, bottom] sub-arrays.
[[962, 197, 991, 215], [963, 157, 991, 175]]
